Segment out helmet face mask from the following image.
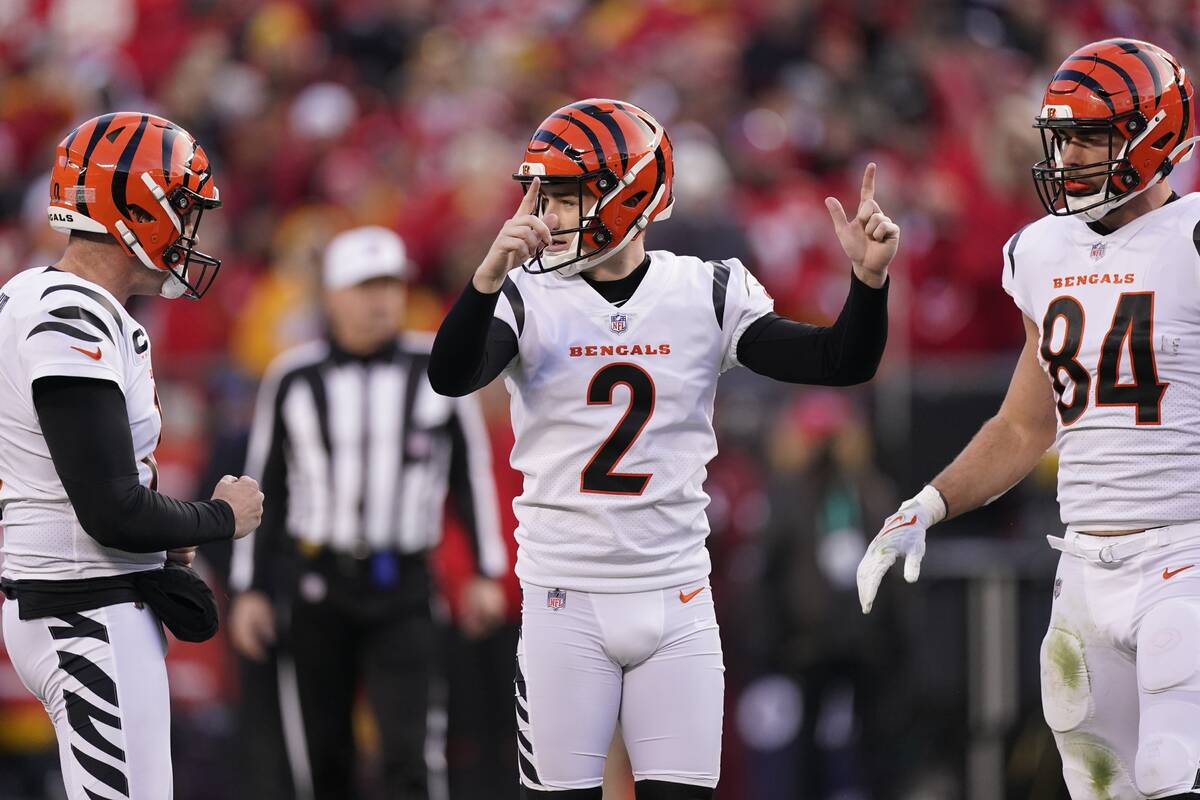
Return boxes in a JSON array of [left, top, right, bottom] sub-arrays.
[[1032, 114, 1151, 220], [160, 186, 222, 299], [512, 99, 674, 278]]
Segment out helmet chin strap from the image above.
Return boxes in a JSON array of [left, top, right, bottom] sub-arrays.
[[1072, 184, 1141, 222], [539, 182, 672, 278], [539, 197, 603, 278], [115, 218, 189, 299], [1063, 135, 1200, 222], [540, 211, 647, 278]]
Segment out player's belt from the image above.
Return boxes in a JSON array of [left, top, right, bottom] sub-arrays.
[[1047, 524, 1197, 564], [1, 574, 141, 619]]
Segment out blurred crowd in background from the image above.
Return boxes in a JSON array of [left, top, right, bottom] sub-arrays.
[[1, 0, 1198, 798]]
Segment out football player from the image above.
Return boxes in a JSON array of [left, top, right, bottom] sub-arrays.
[[857, 39, 1200, 800], [429, 99, 898, 798], [0, 112, 263, 800]]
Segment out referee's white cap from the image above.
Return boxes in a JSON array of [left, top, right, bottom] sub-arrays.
[[323, 226, 410, 290]]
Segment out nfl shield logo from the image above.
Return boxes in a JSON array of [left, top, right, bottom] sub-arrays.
[[1090, 241, 1107, 261], [546, 589, 567, 611], [609, 313, 628, 334]]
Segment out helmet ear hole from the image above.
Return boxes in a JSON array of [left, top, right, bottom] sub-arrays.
[[1151, 132, 1173, 150], [128, 204, 155, 223], [622, 190, 649, 208]]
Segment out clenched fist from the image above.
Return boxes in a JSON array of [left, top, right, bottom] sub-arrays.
[[211, 475, 264, 539]]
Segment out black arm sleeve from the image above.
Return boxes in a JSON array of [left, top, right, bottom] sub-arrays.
[[33, 376, 235, 552], [736, 272, 889, 385], [429, 281, 519, 397]]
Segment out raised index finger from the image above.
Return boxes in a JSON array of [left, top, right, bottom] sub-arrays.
[[517, 176, 541, 216], [860, 162, 877, 205]]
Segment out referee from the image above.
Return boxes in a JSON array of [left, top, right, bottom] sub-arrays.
[[228, 226, 509, 800]]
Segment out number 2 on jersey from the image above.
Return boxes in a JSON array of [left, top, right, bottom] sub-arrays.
[[581, 363, 655, 495], [1041, 292, 1167, 425]]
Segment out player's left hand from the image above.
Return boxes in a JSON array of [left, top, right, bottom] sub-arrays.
[[459, 576, 508, 639], [167, 547, 196, 566], [856, 486, 946, 613], [825, 162, 899, 288]]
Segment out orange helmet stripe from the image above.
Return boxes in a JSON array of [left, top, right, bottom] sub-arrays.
[[611, 101, 654, 136], [569, 101, 629, 170], [1116, 41, 1163, 100], [111, 113, 150, 221], [160, 122, 184, 177], [548, 113, 608, 171], [74, 112, 120, 218], [530, 128, 589, 171], [1050, 68, 1117, 114], [1071, 54, 1141, 107]]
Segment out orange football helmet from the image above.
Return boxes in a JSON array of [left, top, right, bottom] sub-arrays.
[[1033, 39, 1197, 221], [513, 99, 674, 276], [48, 112, 222, 299]]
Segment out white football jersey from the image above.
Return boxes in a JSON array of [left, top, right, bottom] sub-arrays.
[[494, 249, 773, 592], [0, 267, 163, 580], [1002, 193, 1200, 529]]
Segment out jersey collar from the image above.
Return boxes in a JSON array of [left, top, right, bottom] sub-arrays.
[[1085, 191, 1180, 237]]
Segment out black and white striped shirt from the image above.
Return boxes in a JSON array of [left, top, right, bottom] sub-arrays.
[[230, 334, 506, 594]]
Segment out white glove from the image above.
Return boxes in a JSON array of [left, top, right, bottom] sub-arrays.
[[856, 485, 947, 614]]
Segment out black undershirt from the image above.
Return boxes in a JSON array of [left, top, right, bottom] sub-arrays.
[[581, 255, 652, 307], [32, 376, 235, 552], [428, 260, 889, 397]]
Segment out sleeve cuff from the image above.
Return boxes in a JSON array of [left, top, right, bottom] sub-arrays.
[[211, 499, 237, 540], [30, 362, 123, 385], [464, 278, 505, 303], [850, 270, 890, 294]]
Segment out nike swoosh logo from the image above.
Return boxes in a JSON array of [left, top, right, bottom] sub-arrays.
[[881, 516, 918, 537], [70, 346, 102, 361], [679, 587, 704, 604], [1163, 565, 1195, 580]]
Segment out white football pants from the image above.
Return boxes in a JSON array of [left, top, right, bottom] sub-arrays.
[[2, 599, 172, 800], [515, 580, 725, 791], [1042, 523, 1200, 799]]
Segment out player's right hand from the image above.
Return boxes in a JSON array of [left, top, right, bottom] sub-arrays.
[[856, 486, 946, 614], [212, 475, 264, 539], [229, 590, 276, 662], [474, 177, 559, 293]]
